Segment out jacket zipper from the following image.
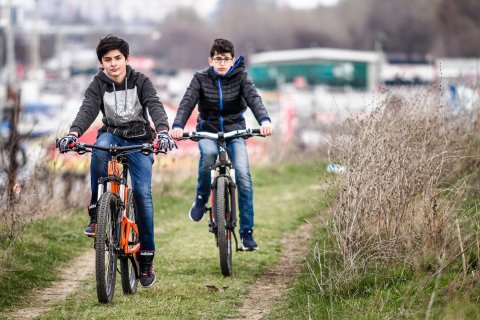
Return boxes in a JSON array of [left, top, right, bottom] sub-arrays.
[[217, 78, 224, 132]]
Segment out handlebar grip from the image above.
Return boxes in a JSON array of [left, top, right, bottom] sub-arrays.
[[251, 129, 261, 134], [182, 132, 192, 138]]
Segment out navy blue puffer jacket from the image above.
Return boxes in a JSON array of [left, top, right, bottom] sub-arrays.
[[173, 56, 270, 133]]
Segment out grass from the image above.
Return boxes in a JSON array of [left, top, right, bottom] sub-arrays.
[[0, 210, 91, 310], [265, 226, 480, 320], [0, 160, 324, 319], [266, 91, 480, 320]]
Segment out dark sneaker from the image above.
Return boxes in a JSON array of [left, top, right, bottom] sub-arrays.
[[240, 230, 258, 251], [189, 195, 207, 222], [140, 264, 156, 288], [84, 223, 96, 237], [84, 204, 97, 237]]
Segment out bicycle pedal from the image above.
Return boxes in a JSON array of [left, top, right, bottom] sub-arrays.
[[208, 221, 216, 233]]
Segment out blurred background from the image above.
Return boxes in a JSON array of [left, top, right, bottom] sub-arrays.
[[0, 0, 479, 203], [1, 3, 479, 316]]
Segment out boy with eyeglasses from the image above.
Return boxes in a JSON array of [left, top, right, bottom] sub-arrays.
[[170, 38, 272, 250]]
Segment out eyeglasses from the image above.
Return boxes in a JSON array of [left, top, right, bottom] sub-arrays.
[[212, 57, 233, 64]]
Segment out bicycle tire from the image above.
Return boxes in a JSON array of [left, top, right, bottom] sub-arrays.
[[121, 189, 138, 294], [95, 192, 119, 303], [215, 176, 233, 276]]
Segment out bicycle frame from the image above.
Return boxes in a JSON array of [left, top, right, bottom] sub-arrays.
[[97, 153, 140, 256], [117, 161, 138, 256]]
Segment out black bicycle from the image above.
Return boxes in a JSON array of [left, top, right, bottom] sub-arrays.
[[178, 128, 264, 276]]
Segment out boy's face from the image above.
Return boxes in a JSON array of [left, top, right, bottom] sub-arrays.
[[100, 49, 129, 82], [208, 52, 234, 76]]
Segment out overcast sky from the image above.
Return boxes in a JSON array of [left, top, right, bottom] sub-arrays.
[[280, 0, 340, 9]]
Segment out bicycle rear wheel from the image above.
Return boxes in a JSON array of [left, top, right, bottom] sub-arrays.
[[215, 176, 233, 276], [95, 192, 119, 303], [121, 189, 138, 294]]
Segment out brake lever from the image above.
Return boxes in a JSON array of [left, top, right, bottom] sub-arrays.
[[72, 143, 87, 155], [150, 144, 167, 155]]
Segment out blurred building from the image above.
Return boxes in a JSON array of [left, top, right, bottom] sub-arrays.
[[248, 48, 382, 91], [435, 58, 480, 85], [436, 58, 480, 110], [380, 53, 436, 86]]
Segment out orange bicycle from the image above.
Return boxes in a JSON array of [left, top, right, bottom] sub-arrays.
[[65, 142, 162, 303]]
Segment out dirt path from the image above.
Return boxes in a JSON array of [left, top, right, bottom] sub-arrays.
[[231, 216, 319, 320], [4, 250, 95, 320], [3, 216, 319, 320]]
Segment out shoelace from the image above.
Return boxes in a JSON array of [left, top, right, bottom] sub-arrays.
[[196, 199, 206, 207], [242, 233, 253, 241]]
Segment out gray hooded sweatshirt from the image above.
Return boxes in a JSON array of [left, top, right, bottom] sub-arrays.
[[70, 65, 169, 141]]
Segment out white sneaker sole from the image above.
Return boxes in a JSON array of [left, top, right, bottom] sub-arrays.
[[84, 228, 96, 237], [140, 275, 156, 288], [240, 245, 259, 251]]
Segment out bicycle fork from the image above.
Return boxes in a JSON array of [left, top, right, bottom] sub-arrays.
[[208, 172, 243, 252]]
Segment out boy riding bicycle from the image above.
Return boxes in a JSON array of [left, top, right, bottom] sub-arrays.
[[57, 35, 176, 287], [170, 38, 273, 250]]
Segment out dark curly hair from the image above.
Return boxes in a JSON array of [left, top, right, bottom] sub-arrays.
[[96, 35, 129, 62], [210, 38, 235, 58]]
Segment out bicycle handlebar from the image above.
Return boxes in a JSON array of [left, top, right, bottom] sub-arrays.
[[178, 128, 263, 141], [65, 142, 165, 156]]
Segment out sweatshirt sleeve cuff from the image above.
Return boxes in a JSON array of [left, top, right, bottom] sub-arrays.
[[69, 127, 83, 137], [259, 117, 271, 125], [156, 124, 170, 133]]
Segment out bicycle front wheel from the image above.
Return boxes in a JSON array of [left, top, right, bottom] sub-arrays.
[[215, 176, 233, 276], [121, 189, 138, 295], [95, 192, 119, 303]]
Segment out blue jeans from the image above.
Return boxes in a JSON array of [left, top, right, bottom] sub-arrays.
[[90, 132, 155, 252], [197, 138, 254, 233]]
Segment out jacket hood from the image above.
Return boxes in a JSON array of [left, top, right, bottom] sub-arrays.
[[209, 55, 245, 79], [95, 65, 137, 85]]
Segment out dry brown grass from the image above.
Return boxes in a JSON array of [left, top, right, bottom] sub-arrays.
[[0, 153, 90, 243], [328, 88, 480, 276]]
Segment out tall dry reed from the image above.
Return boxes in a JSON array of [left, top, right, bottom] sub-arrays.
[[327, 89, 479, 275], [0, 149, 90, 243]]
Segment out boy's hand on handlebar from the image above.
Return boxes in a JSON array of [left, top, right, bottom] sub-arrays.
[[157, 130, 177, 152], [260, 122, 273, 136], [57, 132, 78, 153], [170, 128, 184, 140]]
